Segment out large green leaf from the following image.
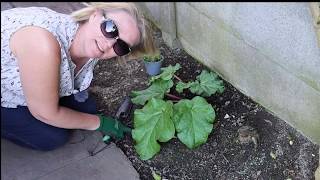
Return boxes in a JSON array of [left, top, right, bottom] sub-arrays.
[[149, 63, 181, 84], [173, 96, 215, 149], [175, 81, 192, 93], [189, 70, 225, 97], [131, 80, 173, 105], [132, 98, 175, 160]]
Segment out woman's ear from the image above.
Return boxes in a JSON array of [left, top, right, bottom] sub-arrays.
[[88, 9, 101, 24]]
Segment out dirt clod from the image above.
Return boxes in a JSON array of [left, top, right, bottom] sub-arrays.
[[238, 125, 259, 149]]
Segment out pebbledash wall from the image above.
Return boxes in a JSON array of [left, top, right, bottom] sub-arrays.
[[136, 2, 320, 144]]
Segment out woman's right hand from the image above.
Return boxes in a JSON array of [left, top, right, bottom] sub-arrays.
[[96, 114, 131, 140]]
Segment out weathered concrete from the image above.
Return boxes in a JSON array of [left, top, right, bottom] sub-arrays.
[[135, 2, 181, 49], [138, 2, 320, 144], [309, 2, 320, 48], [1, 131, 139, 180]]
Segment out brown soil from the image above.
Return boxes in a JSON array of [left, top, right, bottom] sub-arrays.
[[89, 28, 319, 180]]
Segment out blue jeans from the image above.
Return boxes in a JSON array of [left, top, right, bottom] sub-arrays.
[[1, 95, 97, 151]]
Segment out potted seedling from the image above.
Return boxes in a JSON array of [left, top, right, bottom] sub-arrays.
[[143, 51, 163, 76]]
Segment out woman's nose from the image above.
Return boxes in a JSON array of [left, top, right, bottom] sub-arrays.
[[105, 38, 116, 49]]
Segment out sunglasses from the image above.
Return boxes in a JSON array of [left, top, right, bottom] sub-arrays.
[[100, 16, 131, 56]]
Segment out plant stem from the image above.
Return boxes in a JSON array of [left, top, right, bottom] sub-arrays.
[[173, 74, 183, 82], [166, 93, 182, 100]]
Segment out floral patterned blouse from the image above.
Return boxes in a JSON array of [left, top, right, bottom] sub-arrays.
[[1, 7, 99, 108]]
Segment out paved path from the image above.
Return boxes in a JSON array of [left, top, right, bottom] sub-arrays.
[[1, 2, 140, 180]]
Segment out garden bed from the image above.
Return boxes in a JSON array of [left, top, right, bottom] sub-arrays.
[[89, 28, 319, 180]]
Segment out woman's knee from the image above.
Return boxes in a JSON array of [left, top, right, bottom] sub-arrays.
[[4, 128, 71, 151], [1, 106, 71, 151], [35, 129, 71, 151]]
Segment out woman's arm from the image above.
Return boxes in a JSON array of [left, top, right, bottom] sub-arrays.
[[10, 26, 100, 130]]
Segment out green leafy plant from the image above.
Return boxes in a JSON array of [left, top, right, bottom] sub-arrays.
[[176, 70, 225, 97], [143, 52, 162, 62], [130, 63, 225, 160]]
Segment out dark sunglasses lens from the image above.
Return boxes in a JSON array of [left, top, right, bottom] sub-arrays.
[[100, 20, 118, 38], [113, 39, 130, 56]]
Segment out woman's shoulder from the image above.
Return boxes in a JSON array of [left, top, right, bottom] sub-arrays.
[[1, 6, 71, 23], [2, 6, 59, 15], [2, 6, 77, 45], [12, 26, 61, 52], [2, 6, 79, 65]]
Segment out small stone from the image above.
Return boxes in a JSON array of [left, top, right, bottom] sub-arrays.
[[224, 114, 230, 119], [270, 151, 277, 159], [256, 171, 261, 176], [289, 140, 293, 145], [212, 142, 218, 146], [264, 119, 273, 126]]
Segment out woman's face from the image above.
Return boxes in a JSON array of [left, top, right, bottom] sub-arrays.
[[83, 9, 140, 60]]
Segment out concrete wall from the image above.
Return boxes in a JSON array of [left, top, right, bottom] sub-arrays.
[[137, 2, 320, 144]]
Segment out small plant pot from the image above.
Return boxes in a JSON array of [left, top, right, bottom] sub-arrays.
[[144, 59, 163, 76]]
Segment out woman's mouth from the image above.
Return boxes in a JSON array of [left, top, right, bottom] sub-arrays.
[[96, 41, 104, 53]]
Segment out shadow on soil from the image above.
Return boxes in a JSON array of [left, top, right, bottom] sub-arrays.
[[89, 28, 319, 180]]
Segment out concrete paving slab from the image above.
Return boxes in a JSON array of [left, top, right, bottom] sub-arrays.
[[39, 143, 139, 180], [1, 131, 140, 180]]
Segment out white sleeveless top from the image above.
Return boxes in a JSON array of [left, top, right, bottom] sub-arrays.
[[1, 7, 99, 108]]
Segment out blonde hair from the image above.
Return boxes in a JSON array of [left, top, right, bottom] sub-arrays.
[[71, 2, 157, 62]]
